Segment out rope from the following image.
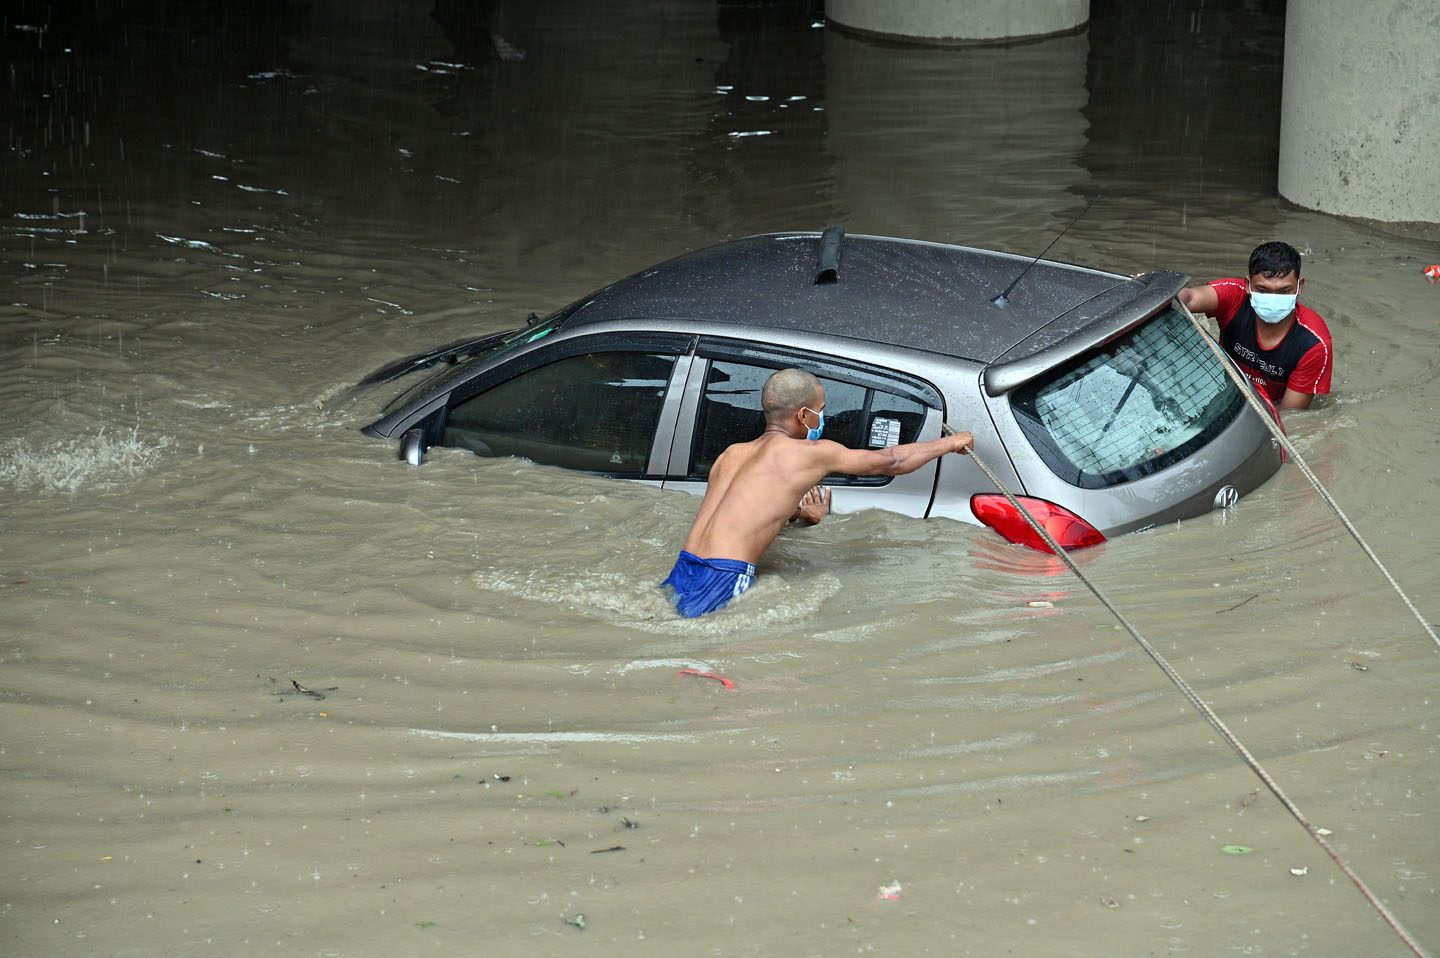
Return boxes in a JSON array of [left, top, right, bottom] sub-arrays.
[[956, 438, 1432, 958], [1175, 298, 1440, 651]]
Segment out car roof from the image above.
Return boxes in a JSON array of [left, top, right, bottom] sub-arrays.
[[557, 230, 1153, 364]]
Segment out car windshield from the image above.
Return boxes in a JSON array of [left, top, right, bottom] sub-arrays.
[[379, 313, 566, 417], [1010, 305, 1245, 489]]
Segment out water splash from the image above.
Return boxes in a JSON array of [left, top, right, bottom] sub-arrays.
[[0, 426, 173, 493]]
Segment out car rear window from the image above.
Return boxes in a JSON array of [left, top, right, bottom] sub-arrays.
[[1009, 306, 1245, 489]]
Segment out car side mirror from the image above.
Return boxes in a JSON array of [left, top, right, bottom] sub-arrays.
[[399, 428, 427, 466]]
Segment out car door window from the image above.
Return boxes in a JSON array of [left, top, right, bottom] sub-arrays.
[[443, 351, 677, 475], [688, 360, 926, 483]]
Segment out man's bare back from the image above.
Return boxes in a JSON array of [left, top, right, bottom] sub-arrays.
[[662, 369, 973, 617], [682, 430, 841, 563]]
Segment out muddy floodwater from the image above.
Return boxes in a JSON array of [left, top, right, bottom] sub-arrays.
[[3, 1, 1438, 955]]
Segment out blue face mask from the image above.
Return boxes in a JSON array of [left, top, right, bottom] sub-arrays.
[[1249, 289, 1297, 324], [800, 407, 825, 440]]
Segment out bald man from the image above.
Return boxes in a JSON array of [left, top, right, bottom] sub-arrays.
[[662, 368, 973, 617]]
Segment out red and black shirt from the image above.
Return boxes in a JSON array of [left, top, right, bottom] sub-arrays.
[[1209, 278, 1333, 402]]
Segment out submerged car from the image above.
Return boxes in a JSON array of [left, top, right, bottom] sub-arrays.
[[356, 228, 1282, 551]]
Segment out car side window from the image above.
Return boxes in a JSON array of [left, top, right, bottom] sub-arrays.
[[443, 351, 677, 475], [689, 360, 926, 482]]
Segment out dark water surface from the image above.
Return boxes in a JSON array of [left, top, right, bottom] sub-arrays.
[[4, 1, 1438, 955]]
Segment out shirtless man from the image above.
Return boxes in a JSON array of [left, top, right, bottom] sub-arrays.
[[662, 368, 974, 617]]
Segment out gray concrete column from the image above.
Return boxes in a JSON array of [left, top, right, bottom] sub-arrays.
[[1279, 0, 1440, 224], [821, 26, 1089, 244], [826, 0, 1088, 44]]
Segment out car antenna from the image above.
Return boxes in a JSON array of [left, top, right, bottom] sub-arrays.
[[990, 195, 1101, 307], [814, 225, 844, 284]]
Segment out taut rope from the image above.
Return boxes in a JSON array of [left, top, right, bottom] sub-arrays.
[[1175, 297, 1439, 651], [952, 430, 1430, 957]]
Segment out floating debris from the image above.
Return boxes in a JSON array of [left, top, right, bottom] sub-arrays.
[[877, 880, 903, 900], [1290, 866, 1309, 877], [677, 669, 736, 690], [289, 679, 333, 699], [265, 676, 337, 700], [1221, 844, 1255, 855], [1217, 594, 1258, 614]]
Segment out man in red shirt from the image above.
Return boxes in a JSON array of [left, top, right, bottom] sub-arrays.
[[1178, 241, 1333, 410]]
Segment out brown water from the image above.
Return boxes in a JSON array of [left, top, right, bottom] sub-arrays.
[[4, 2, 1439, 955]]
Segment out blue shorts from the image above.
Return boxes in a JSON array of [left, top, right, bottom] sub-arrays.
[[662, 551, 756, 618]]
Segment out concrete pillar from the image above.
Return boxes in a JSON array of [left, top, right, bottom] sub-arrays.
[[821, 25, 1088, 244], [1279, 0, 1440, 224], [826, 0, 1088, 44]]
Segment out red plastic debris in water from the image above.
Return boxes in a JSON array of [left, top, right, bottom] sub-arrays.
[[677, 668, 736, 690], [1425, 264, 1440, 285]]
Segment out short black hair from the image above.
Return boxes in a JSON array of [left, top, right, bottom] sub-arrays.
[[1248, 241, 1302, 279]]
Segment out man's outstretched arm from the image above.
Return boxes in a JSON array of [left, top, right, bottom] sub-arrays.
[[1178, 284, 1219, 316], [820, 430, 973, 478]]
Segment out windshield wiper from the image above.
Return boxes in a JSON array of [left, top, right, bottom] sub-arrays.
[[1098, 358, 1149, 437], [349, 329, 517, 393]]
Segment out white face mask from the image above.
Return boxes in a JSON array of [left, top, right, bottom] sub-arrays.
[[1249, 289, 1296, 324]]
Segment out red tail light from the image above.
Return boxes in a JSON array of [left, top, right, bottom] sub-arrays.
[[970, 495, 1106, 553]]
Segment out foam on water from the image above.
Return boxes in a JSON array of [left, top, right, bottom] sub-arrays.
[[0, 426, 172, 493], [472, 562, 843, 634]]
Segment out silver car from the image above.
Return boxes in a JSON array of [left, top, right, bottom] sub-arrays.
[[357, 229, 1281, 550]]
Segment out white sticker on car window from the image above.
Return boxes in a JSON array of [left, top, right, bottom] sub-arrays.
[[868, 417, 901, 448]]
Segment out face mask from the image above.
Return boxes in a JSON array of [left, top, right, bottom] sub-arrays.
[[1249, 289, 1297, 324], [800, 407, 825, 440]]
